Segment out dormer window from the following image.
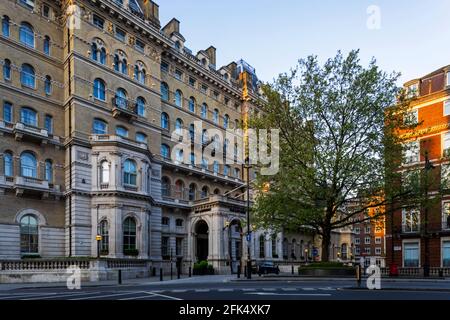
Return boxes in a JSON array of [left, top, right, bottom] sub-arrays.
[[446, 71, 450, 87], [175, 41, 181, 50], [406, 83, 419, 98]]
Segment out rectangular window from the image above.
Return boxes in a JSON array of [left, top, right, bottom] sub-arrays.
[[189, 77, 196, 87], [355, 227, 360, 234], [447, 72, 450, 87], [161, 61, 169, 73], [161, 237, 169, 257], [115, 28, 126, 42], [404, 242, 419, 267], [443, 132, 450, 157], [174, 69, 183, 81], [135, 39, 144, 52], [375, 247, 382, 255], [42, 4, 50, 18], [443, 202, 450, 230], [176, 238, 183, 256], [201, 84, 208, 94], [3, 102, 12, 123], [402, 208, 420, 233], [355, 247, 360, 255], [364, 247, 371, 254], [404, 110, 418, 125], [213, 91, 219, 100], [365, 237, 371, 245], [375, 237, 382, 244], [404, 141, 420, 164], [444, 100, 450, 117], [44, 115, 53, 134], [20, 0, 35, 9], [443, 241, 450, 267], [162, 217, 170, 226], [365, 226, 371, 234], [93, 15, 104, 29], [355, 238, 360, 245], [406, 83, 419, 98]]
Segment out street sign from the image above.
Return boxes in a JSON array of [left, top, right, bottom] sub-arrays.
[[312, 248, 318, 257], [96, 235, 102, 241], [394, 246, 402, 251], [246, 233, 251, 242]]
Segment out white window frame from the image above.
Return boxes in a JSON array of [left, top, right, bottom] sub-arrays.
[[404, 141, 420, 164], [444, 100, 450, 117], [447, 71, 450, 87], [402, 208, 420, 233], [441, 237, 450, 267], [364, 237, 371, 245], [443, 132, 450, 157], [402, 239, 420, 268], [355, 238, 360, 245], [375, 247, 382, 255], [442, 202, 450, 230], [375, 237, 382, 244]]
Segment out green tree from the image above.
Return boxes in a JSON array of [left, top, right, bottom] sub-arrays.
[[251, 50, 416, 261]]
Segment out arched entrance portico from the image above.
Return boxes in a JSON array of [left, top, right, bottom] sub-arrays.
[[195, 220, 209, 262]]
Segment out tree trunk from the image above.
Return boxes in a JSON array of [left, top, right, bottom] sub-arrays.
[[321, 229, 331, 262]]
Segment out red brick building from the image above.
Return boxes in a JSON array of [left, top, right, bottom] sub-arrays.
[[386, 66, 450, 273]]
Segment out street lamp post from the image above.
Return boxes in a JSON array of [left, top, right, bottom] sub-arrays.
[[423, 151, 434, 277], [244, 157, 252, 279]]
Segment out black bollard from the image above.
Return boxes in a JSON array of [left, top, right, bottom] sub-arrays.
[[152, 267, 156, 277], [177, 266, 181, 279], [189, 266, 192, 278], [244, 265, 247, 278], [171, 262, 173, 280], [291, 265, 294, 275], [237, 265, 241, 279], [160, 268, 163, 281], [118, 269, 122, 285]]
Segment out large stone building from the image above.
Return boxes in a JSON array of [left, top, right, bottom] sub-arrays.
[[0, 0, 275, 281], [386, 66, 450, 275]]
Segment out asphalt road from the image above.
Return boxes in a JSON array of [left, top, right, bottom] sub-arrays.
[[1, 280, 450, 300]]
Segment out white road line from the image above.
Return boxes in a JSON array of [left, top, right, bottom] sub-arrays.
[[246, 292, 332, 297], [70, 292, 137, 300], [22, 291, 102, 300], [262, 288, 276, 291], [302, 288, 316, 291], [171, 289, 187, 293], [281, 288, 297, 291], [145, 291, 183, 301], [241, 288, 256, 292], [318, 287, 335, 291], [119, 293, 159, 301], [218, 289, 233, 292], [0, 292, 58, 300], [195, 289, 210, 292]]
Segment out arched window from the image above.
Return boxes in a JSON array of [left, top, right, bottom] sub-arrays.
[[161, 112, 169, 130], [175, 118, 183, 134], [114, 51, 128, 75], [99, 220, 109, 255], [3, 101, 12, 123], [175, 90, 183, 107], [93, 118, 107, 134], [136, 132, 147, 144], [223, 114, 229, 129], [235, 119, 240, 129], [100, 160, 109, 184], [160, 144, 170, 159], [174, 179, 184, 199], [116, 126, 128, 138], [213, 160, 219, 174], [20, 152, 37, 178], [213, 109, 219, 124], [100, 47, 106, 65], [213, 188, 220, 195], [20, 214, 38, 254], [21, 107, 37, 126], [3, 59, 11, 80], [19, 22, 35, 48], [259, 235, 266, 258], [93, 78, 106, 101], [44, 160, 53, 182], [123, 159, 137, 186], [224, 139, 230, 156], [175, 149, 184, 163], [161, 82, 169, 101], [161, 176, 170, 197], [201, 103, 208, 119], [234, 143, 239, 158], [189, 124, 195, 142], [115, 88, 127, 109], [21, 64, 35, 88], [202, 129, 209, 145], [201, 186, 209, 198], [123, 217, 137, 254], [3, 151, 13, 176], [224, 165, 230, 176], [91, 43, 98, 61], [43, 36, 50, 55], [44, 75, 52, 95], [136, 97, 146, 117], [188, 183, 196, 201], [91, 40, 106, 64], [189, 97, 196, 113], [2, 16, 10, 37], [134, 62, 146, 84]]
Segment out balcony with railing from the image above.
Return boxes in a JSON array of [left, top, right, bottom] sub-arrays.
[[90, 135, 148, 152], [0, 175, 62, 198], [11, 122, 61, 146], [112, 97, 138, 122]]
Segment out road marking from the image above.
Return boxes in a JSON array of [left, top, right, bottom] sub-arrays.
[[262, 288, 276, 291], [281, 288, 297, 291], [218, 289, 233, 292], [302, 288, 316, 291], [318, 287, 335, 291], [195, 289, 210, 292], [119, 293, 159, 301], [0, 292, 58, 300], [241, 288, 256, 292], [246, 292, 332, 297], [171, 289, 187, 293], [145, 291, 183, 301], [70, 292, 137, 300], [22, 291, 101, 300]]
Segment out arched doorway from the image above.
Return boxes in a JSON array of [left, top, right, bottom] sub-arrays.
[[195, 220, 209, 262]]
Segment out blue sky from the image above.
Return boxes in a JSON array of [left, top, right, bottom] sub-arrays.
[[158, 0, 450, 85]]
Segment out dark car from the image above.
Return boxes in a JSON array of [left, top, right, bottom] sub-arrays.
[[257, 262, 280, 276]]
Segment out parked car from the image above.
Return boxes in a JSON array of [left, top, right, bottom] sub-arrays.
[[257, 262, 280, 276]]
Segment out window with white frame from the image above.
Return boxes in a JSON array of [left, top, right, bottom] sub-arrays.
[[404, 110, 418, 125], [442, 164, 450, 189], [375, 237, 382, 244], [404, 141, 420, 164], [443, 202, 450, 230], [443, 132, 450, 157], [364, 247, 371, 254], [375, 247, 382, 255], [365, 237, 371, 245], [355, 247, 360, 255], [355, 238, 360, 245], [355, 227, 360, 234], [443, 241, 450, 267], [402, 208, 420, 232], [447, 72, 450, 87], [444, 100, 450, 117], [404, 242, 419, 267], [365, 226, 371, 234], [406, 83, 419, 98]]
